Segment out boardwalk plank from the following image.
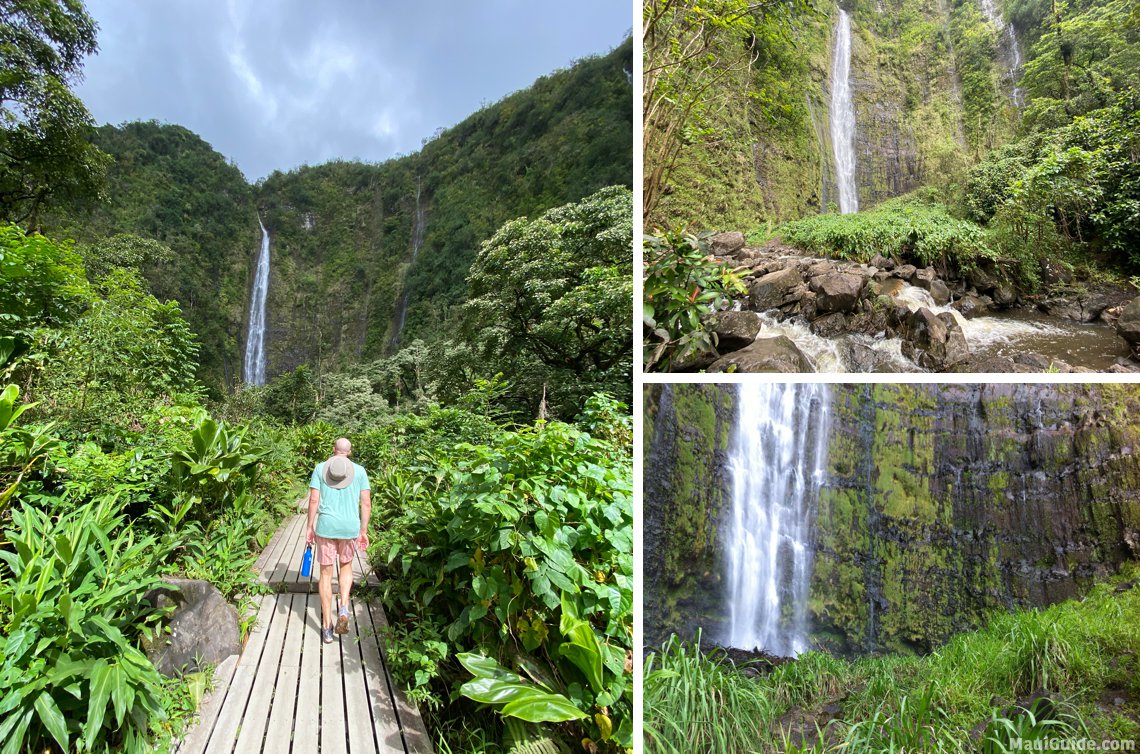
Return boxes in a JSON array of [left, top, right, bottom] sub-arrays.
[[341, 599, 376, 753], [320, 596, 349, 754], [233, 593, 291, 753], [202, 593, 278, 754], [351, 599, 403, 753], [293, 592, 322, 753]]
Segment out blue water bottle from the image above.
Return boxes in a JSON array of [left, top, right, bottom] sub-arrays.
[[300, 544, 313, 577]]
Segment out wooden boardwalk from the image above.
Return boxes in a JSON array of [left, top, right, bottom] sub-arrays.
[[175, 515, 431, 754]]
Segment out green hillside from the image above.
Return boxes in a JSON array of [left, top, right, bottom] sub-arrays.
[[47, 38, 633, 394]]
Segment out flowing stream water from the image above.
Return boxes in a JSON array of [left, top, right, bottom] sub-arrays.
[[747, 282, 1129, 372], [242, 216, 270, 386], [830, 9, 858, 214], [388, 179, 427, 352], [724, 384, 831, 656]]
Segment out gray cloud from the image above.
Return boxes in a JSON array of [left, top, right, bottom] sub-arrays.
[[76, 0, 632, 181]]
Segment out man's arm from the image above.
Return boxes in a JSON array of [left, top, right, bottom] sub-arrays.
[[306, 487, 319, 544], [358, 489, 371, 548]]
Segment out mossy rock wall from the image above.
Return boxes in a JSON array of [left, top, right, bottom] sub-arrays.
[[815, 383, 1140, 654], [645, 383, 1140, 652], [643, 383, 736, 647]]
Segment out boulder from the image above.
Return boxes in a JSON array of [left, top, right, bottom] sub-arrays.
[[810, 272, 864, 314], [893, 264, 917, 281], [1116, 297, 1140, 345], [966, 263, 1001, 293], [992, 284, 1017, 306], [810, 312, 849, 338], [900, 308, 969, 370], [709, 231, 745, 255], [953, 294, 989, 319], [869, 254, 895, 271], [142, 579, 240, 677], [912, 267, 937, 289], [748, 267, 803, 311], [1039, 259, 1073, 286], [708, 335, 813, 373], [929, 279, 952, 306], [841, 341, 905, 373], [709, 311, 761, 352], [805, 260, 839, 278]]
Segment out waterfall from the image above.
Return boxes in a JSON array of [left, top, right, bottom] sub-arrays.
[[387, 178, 427, 353], [830, 9, 858, 214], [724, 383, 831, 656], [979, 0, 1024, 106], [242, 216, 270, 386]]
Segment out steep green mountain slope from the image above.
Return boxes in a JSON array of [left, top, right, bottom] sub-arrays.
[[649, 0, 1138, 248], [47, 38, 633, 392]]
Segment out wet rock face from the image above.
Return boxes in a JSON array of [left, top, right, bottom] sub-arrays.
[[814, 384, 1140, 655], [644, 384, 1140, 653], [643, 384, 737, 648]]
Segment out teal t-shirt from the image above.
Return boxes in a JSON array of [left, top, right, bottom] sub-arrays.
[[309, 460, 370, 539]]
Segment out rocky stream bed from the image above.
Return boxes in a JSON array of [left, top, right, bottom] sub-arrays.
[[676, 232, 1140, 373]]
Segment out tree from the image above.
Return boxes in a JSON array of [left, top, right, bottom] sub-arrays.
[[642, 0, 811, 223], [464, 185, 633, 418], [0, 0, 110, 223]]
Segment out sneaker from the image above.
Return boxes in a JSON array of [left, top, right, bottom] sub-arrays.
[[335, 606, 350, 635], [321, 627, 334, 644]]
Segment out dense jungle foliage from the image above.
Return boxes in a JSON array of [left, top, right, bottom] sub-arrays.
[[644, 0, 1140, 307], [1, 2, 633, 752]]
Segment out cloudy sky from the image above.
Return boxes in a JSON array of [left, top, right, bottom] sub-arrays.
[[76, 1, 632, 181]]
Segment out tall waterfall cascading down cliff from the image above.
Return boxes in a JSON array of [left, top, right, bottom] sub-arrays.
[[979, 0, 1024, 106], [388, 178, 427, 353], [724, 384, 832, 656], [830, 9, 858, 214], [242, 216, 271, 386]]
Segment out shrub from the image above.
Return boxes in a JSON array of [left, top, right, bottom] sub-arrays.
[[0, 499, 174, 753]]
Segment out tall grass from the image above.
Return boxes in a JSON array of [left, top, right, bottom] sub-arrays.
[[643, 633, 776, 754], [644, 566, 1140, 753]]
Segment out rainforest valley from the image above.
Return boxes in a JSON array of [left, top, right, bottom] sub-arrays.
[[1, 3, 634, 752]]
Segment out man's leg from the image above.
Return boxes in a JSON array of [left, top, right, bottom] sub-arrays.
[[338, 559, 354, 607], [319, 562, 335, 629], [335, 553, 353, 634]]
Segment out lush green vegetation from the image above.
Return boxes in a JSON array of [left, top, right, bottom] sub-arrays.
[[1, 3, 633, 750], [646, 566, 1140, 753], [777, 195, 997, 269], [2, 211, 633, 753], [643, 230, 747, 371]]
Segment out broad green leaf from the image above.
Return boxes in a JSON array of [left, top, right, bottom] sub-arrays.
[[33, 691, 68, 751], [499, 692, 586, 723]]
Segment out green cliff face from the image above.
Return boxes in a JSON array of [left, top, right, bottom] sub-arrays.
[[644, 383, 1140, 653], [651, 0, 1019, 230], [643, 383, 736, 647]]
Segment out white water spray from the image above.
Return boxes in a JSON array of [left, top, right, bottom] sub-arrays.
[[724, 383, 831, 656], [243, 216, 270, 385], [830, 10, 858, 213]]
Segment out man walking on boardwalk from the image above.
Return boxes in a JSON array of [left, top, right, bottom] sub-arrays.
[[306, 437, 371, 644]]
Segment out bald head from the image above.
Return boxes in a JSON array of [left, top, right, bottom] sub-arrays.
[[334, 438, 352, 455]]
